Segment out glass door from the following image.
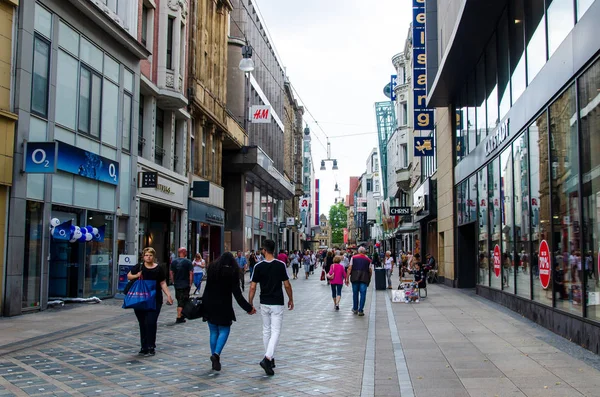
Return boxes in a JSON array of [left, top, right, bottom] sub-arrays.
[[49, 206, 85, 298]]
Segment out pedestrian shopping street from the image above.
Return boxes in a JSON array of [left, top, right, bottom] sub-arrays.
[[1, 274, 600, 397]]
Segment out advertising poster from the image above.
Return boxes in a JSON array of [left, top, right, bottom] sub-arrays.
[[117, 255, 137, 291], [56, 141, 119, 185]]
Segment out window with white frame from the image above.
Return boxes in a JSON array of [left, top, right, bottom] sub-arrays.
[[401, 144, 408, 168], [401, 102, 408, 126], [166, 17, 175, 70]]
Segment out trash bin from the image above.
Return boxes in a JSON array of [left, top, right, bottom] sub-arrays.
[[374, 268, 387, 290]]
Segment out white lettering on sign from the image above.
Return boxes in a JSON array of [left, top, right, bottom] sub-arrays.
[[485, 119, 510, 157]]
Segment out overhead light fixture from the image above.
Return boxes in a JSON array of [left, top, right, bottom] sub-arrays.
[[320, 160, 326, 171], [239, 45, 255, 72], [332, 159, 338, 170], [514, 19, 522, 24], [334, 183, 339, 192]]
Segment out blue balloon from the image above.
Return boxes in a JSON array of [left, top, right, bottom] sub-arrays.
[[78, 234, 87, 242], [86, 226, 94, 233], [70, 225, 76, 232]]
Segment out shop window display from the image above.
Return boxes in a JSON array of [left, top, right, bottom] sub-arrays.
[[489, 159, 502, 290], [84, 211, 113, 296], [549, 84, 581, 314], [500, 147, 515, 293], [514, 134, 532, 299], [580, 58, 600, 322], [478, 169, 489, 286], [530, 113, 553, 307]]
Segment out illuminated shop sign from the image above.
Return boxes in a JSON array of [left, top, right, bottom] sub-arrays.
[[412, 0, 434, 131]]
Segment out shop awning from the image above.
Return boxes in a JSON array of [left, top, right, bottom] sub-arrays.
[[223, 146, 295, 200]]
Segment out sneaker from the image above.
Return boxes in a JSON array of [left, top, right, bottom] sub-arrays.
[[415, 300, 420, 303], [210, 354, 221, 371], [138, 349, 148, 356], [335, 305, 339, 311], [352, 310, 358, 315], [175, 317, 186, 324], [148, 348, 155, 356], [260, 357, 275, 376], [358, 311, 365, 316]]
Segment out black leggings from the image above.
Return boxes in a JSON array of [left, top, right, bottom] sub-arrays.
[[135, 305, 162, 350], [292, 264, 299, 276]]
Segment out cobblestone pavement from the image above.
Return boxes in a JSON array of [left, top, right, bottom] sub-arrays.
[[2, 272, 600, 396]]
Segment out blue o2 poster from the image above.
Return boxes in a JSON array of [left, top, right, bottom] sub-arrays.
[[56, 141, 119, 185]]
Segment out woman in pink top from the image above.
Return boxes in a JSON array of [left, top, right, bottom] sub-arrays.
[[327, 256, 347, 311]]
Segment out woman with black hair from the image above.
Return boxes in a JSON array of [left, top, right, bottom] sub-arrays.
[[202, 252, 256, 371]]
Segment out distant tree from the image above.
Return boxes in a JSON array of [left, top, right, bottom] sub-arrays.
[[328, 202, 348, 245]]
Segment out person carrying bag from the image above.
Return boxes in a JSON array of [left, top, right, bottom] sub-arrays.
[[125, 247, 173, 357]]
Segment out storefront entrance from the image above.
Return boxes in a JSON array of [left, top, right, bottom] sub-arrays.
[[138, 201, 180, 268], [48, 205, 114, 298], [457, 222, 478, 288]]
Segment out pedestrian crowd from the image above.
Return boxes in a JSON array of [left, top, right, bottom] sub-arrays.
[[125, 242, 433, 375]]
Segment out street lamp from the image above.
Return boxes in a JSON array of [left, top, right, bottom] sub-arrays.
[[239, 45, 255, 72], [320, 138, 339, 171]]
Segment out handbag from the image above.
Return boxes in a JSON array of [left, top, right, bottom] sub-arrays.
[[182, 297, 204, 320], [122, 271, 156, 310], [320, 270, 326, 281]]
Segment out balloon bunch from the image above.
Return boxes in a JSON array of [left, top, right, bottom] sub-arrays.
[[50, 218, 102, 243]]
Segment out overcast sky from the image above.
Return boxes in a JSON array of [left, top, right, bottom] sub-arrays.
[[254, 0, 412, 219]]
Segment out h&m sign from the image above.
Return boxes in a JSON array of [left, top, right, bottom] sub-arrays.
[[412, 0, 434, 131]]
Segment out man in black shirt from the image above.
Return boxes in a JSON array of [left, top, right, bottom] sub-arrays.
[[170, 247, 193, 324], [249, 239, 293, 376]]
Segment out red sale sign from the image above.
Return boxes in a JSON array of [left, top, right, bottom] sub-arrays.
[[539, 240, 551, 289], [493, 244, 501, 278]]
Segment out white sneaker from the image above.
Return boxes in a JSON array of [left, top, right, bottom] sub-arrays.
[[416, 300, 420, 303]]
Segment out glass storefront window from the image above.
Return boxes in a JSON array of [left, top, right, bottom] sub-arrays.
[[170, 208, 181, 261], [550, 84, 581, 315], [467, 74, 477, 154], [245, 181, 253, 217], [530, 112, 552, 306], [23, 201, 44, 308], [253, 186, 260, 219], [577, 0, 594, 20], [580, 59, 600, 322], [579, 61, 600, 321], [501, 147, 515, 293], [261, 192, 268, 222], [497, 10, 511, 120], [510, 0, 527, 104], [85, 211, 113, 297], [267, 195, 273, 222], [469, 174, 478, 222], [457, 181, 466, 225], [475, 57, 487, 144], [525, 0, 547, 84], [514, 134, 532, 299], [456, 88, 468, 163], [489, 159, 502, 290], [486, 33, 499, 130], [478, 168, 489, 286], [546, 0, 574, 57]]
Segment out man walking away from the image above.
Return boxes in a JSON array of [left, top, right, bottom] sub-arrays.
[[235, 251, 248, 291], [346, 246, 372, 316], [170, 247, 193, 324], [249, 239, 294, 376]]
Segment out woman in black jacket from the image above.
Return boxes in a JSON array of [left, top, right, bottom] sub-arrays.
[[202, 252, 256, 371]]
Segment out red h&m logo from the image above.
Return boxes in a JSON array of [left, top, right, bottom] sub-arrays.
[[250, 105, 272, 123], [253, 108, 269, 120]]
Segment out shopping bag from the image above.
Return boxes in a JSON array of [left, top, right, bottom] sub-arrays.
[[122, 279, 156, 310], [391, 290, 404, 303], [320, 270, 326, 281], [182, 297, 204, 320]]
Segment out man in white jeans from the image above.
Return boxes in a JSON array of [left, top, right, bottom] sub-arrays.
[[249, 239, 294, 376]]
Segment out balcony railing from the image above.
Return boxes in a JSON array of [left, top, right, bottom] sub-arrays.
[[154, 145, 165, 166], [138, 137, 145, 157]]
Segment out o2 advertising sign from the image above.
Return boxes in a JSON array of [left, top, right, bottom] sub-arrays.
[[24, 142, 57, 173], [538, 240, 551, 289], [493, 244, 501, 278]]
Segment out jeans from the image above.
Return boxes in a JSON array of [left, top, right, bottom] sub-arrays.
[[261, 304, 284, 359], [352, 282, 368, 312], [193, 272, 203, 292], [134, 305, 162, 350], [207, 322, 231, 356], [386, 269, 392, 287]]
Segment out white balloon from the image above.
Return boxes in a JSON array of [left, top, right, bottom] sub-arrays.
[[75, 226, 81, 231], [85, 233, 93, 241], [92, 227, 99, 235], [50, 226, 56, 235], [73, 229, 82, 240], [50, 218, 61, 227], [70, 237, 78, 243]]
